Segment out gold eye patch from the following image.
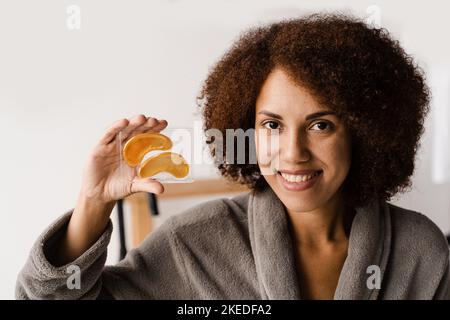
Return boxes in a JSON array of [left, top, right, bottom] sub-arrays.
[[139, 151, 189, 179], [123, 132, 172, 167], [122, 132, 189, 179]]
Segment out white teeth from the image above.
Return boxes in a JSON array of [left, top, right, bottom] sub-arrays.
[[280, 171, 320, 183]]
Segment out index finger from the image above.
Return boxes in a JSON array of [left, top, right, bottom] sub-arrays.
[[99, 118, 130, 145]]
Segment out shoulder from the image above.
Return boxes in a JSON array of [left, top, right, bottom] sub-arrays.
[[163, 191, 251, 234], [138, 191, 252, 256], [387, 202, 449, 262], [150, 192, 254, 269]]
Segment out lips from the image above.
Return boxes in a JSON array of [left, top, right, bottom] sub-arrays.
[[277, 169, 322, 175], [276, 169, 323, 191]]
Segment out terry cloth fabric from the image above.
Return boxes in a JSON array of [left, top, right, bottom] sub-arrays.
[[16, 187, 450, 299]]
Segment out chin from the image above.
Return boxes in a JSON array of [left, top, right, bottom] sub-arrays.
[[278, 191, 326, 213], [265, 178, 336, 214]]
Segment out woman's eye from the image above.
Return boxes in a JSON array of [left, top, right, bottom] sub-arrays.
[[310, 121, 332, 131], [263, 121, 280, 130]]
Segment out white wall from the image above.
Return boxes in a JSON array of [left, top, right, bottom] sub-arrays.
[[1, 0, 449, 299]]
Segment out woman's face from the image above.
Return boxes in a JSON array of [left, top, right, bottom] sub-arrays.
[[254, 67, 352, 213]]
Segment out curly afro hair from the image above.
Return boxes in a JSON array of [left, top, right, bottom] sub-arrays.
[[197, 12, 430, 207]]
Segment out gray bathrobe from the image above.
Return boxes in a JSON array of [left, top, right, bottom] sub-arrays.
[[16, 187, 450, 299]]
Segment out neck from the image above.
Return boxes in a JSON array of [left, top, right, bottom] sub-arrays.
[[285, 193, 355, 247]]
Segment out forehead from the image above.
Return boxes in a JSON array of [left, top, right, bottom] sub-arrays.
[[255, 67, 329, 117]]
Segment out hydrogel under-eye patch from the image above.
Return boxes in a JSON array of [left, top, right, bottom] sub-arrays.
[[118, 130, 193, 183]]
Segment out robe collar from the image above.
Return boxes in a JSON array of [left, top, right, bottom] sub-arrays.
[[247, 186, 391, 300]]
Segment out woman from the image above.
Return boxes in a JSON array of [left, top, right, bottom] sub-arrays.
[[16, 13, 449, 300]]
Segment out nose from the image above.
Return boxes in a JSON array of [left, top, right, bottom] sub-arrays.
[[282, 129, 311, 164]]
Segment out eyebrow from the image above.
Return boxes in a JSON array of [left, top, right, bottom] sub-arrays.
[[257, 110, 337, 121]]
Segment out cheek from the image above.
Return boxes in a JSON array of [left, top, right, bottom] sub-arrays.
[[255, 129, 280, 174], [318, 138, 351, 180]]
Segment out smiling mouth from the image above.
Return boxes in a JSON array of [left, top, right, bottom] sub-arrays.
[[277, 170, 323, 183]]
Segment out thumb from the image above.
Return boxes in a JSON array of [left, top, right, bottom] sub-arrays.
[[130, 177, 165, 194]]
